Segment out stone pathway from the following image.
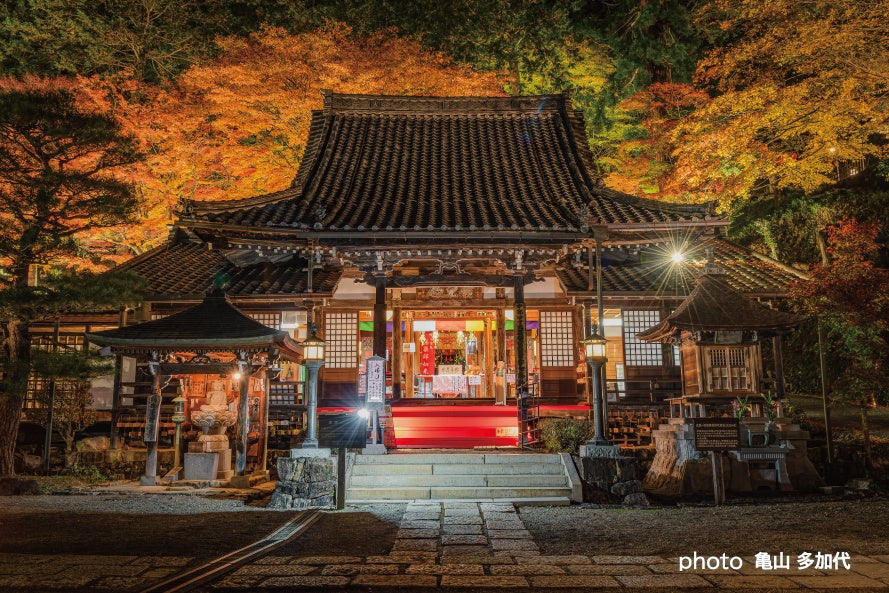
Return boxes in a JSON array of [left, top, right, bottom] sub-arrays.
[[209, 502, 889, 589], [3, 504, 889, 590], [0, 554, 191, 590]]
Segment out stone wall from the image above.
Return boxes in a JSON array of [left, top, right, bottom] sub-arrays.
[[268, 455, 336, 510], [575, 454, 650, 506]]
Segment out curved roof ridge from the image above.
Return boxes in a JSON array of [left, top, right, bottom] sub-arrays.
[[179, 186, 299, 216], [321, 88, 556, 114]]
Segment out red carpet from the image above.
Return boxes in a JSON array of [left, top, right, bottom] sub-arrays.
[[390, 405, 520, 448]]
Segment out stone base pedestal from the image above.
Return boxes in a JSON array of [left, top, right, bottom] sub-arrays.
[[362, 444, 388, 455], [139, 475, 160, 486], [189, 437, 233, 480], [290, 447, 332, 459], [183, 452, 220, 481], [268, 453, 336, 510], [579, 443, 623, 459], [577, 454, 649, 506]]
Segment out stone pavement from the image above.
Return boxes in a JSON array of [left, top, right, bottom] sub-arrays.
[[3, 501, 889, 590], [0, 553, 192, 590], [209, 501, 889, 589]]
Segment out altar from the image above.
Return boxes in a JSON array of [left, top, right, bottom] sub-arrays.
[[431, 373, 468, 397]]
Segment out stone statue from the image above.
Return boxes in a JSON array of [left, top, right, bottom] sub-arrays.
[[191, 379, 237, 435]]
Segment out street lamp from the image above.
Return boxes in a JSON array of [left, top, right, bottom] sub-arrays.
[[301, 331, 326, 448], [582, 331, 610, 445]]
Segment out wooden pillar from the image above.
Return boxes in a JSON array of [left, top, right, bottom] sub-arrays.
[[392, 308, 402, 399], [110, 306, 126, 449], [373, 276, 386, 358], [261, 365, 271, 473], [514, 275, 528, 392], [772, 334, 786, 400], [142, 358, 162, 485], [484, 318, 494, 398], [496, 307, 506, 365], [235, 360, 251, 476], [404, 319, 414, 398], [574, 303, 589, 404]]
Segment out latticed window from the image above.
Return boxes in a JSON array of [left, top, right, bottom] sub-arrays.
[[540, 311, 574, 367], [248, 312, 281, 329], [324, 312, 358, 368], [706, 347, 750, 391], [25, 334, 85, 409], [622, 310, 663, 366]]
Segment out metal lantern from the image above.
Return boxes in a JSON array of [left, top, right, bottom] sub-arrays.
[[302, 332, 326, 361], [582, 332, 608, 362]]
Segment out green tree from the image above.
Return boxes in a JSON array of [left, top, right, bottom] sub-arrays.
[[0, 0, 228, 82], [25, 349, 113, 455], [0, 80, 143, 476], [789, 219, 889, 470]]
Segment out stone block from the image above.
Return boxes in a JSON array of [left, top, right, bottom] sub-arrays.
[[0, 477, 39, 496], [610, 480, 643, 496], [580, 444, 623, 458], [622, 492, 650, 507], [183, 452, 219, 481], [75, 436, 110, 452]]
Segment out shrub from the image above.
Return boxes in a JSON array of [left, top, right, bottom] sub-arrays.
[[539, 418, 596, 453]]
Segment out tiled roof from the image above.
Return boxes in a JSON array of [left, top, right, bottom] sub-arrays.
[[118, 239, 340, 299], [638, 273, 807, 342], [181, 92, 715, 233], [556, 238, 806, 296], [87, 290, 292, 347]]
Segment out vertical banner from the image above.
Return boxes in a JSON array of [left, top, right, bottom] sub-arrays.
[[420, 331, 436, 376], [143, 393, 161, 443]]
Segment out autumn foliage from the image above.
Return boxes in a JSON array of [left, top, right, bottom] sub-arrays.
[[602, 82, 709, 199], [790, 219, 889, 465], [74, 24, 505, 262]]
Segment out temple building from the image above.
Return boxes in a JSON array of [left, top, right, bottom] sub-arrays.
[[83, 91, 805, 452]]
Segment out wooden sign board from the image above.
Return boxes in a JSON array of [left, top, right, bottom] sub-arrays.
[[318, 413, 367, 448], [143, 393, 162, 443], [693, 418, 740, 451], [366, 355, 385, 410]]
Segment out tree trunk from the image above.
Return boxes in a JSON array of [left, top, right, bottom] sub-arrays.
[[860, 406, 872, 472], [0, 319, 31, 476], [815, 229, 829, 266], [509, 60, 523, 96]]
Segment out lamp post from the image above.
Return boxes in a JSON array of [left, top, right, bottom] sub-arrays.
[[583, 331, 610, 445], [301, 332, 326, 448], [171, 393, 186, 469]]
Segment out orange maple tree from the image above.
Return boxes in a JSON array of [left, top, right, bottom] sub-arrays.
[[77, 24, 505, 262], [602, 82, 709, 200], [668, 0, 889, 208]]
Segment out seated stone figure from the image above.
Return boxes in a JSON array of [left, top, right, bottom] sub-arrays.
[[191, 379, 237, 435]]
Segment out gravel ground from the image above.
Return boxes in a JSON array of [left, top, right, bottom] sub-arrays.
[[520, 496, 889, 557], [0, 493, 301, 559], [0, 492, 274, 514]]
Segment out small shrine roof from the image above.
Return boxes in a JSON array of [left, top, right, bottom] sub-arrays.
[[179, 91, 721, 235], [86, 290, 303, 355], [637, 269, 807, 342]]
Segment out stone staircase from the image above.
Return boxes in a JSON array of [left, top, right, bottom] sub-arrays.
[[346, 452, 581, 504]]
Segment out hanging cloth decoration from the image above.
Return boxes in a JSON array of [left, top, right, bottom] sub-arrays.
[[420, 331, 436, 375]]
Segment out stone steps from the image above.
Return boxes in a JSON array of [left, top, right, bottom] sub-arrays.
[[346, 453, 580, 502], [349, 473, 569, 487]]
